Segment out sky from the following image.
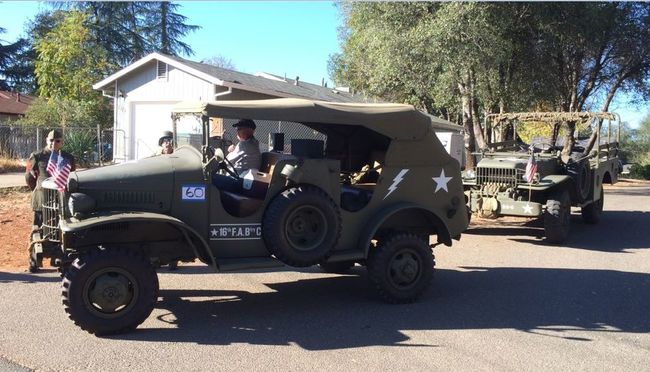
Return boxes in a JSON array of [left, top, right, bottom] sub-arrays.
[[0, 1, 648, 128]]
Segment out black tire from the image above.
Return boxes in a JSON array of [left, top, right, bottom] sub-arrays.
[[27, 244, 42, 273], [263, 185, 341, 267], [319, 261, 355, 274], [568, 159, 592, 202], [544, 189, 571, 243], [367, 233, 434, 304], [581, 187, 604, 224], [61, 248, 159, 336]]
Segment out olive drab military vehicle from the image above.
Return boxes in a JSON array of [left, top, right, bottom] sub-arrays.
[[462, 112, 621, 243], [39, 98, 468, 335]]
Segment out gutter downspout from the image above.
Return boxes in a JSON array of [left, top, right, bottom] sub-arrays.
[[214, 86, 232, 100]]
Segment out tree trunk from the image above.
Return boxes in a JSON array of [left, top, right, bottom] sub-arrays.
[[583, 78, 622, 155], [458, 80, 476, 169]]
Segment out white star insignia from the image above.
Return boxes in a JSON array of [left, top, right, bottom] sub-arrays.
[[432, 169, 453, 193], [211, 228, 218, 237], [523, 203, 533, 214]]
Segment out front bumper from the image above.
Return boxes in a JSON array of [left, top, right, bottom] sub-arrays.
[[468, 191, 543, 217]]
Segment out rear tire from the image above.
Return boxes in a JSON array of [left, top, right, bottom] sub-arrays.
[[367, 233, 434, 303], [61, 248, 159, 335], [544, 189, 571, 243], [581, 187, 604, 224]]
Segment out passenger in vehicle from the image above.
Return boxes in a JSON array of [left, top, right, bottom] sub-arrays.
[[154, 131, 174, 155]]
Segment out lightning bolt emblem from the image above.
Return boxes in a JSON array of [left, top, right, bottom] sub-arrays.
[[383, 169, 409, 200]]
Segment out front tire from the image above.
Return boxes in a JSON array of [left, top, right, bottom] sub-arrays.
[[61, 248, 159, 336], [544, 189, 571, 243], [367, 234, 434, 303]]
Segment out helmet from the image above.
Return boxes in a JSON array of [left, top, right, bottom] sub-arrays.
[[158, 130, 173, 146]]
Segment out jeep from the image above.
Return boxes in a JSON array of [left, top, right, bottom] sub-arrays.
[[38, 98, 469, 335], [463, 112, 620, 242]]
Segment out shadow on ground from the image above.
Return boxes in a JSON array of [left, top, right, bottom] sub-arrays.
[[114, 266, 650, 350], [0, 270, 60, 283], [467, 210, 650, 252]]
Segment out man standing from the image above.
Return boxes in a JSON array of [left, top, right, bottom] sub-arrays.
[[25, 129, 75, 272]]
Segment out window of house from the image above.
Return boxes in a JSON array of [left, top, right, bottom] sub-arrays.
[[157, 61, 168, 80]]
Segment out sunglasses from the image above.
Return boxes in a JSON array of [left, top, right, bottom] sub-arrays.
[[48, 139, 62, 143]]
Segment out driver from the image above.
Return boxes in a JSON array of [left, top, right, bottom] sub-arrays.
[[212, 119, 261, 192], [226, 119, 261, 172]]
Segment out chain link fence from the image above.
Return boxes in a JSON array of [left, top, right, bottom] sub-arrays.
[[0, 125, 115, 166], [221, 119, 327, 153]]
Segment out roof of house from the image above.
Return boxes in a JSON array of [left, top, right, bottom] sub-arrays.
[[0, 91, 35, 115], [93, 52, 370, 103]]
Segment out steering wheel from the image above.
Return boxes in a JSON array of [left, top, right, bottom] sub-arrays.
[[214, 148, 239, 178], [530, 141, 554, 152]]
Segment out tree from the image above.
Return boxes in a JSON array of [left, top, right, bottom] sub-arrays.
[[331, 2, 650, 169], [32, 11, 111, 128], [142, 2, 200, 56], [0, 27, 31, 91], [530, 3, 650, 155], [202, 55, 236, 70]]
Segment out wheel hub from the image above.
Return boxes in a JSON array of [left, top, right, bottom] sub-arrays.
[[86, 269, 136, 315], [285, 206, 328, 251], [389, 251, 420, 287]]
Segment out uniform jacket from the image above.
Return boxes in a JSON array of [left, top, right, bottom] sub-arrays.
[[25, 149, 75, 211]]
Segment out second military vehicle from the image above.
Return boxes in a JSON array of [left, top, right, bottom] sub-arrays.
[[38, 98, 469, 335], [463, 112, 620, 243]]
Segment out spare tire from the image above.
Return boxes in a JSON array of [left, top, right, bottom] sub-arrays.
[[567, 158, 591, 202], [263, 185, 341, 267]]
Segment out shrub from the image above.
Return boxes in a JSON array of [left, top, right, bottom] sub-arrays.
[[628, 163, 650, 180], [0, 157, 26, 174], [63, 131, 96, 167]]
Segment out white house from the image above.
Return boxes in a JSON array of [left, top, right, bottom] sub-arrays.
[[93, 52, 366, 161]]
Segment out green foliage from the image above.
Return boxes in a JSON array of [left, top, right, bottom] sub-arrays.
[[63, 130, 96, 167], [30, 11, 112, 129], [34, 11, 109, 100], [0, 27, 33, 92], [628, 164, 650, 180], [17, 97, 111, 129]]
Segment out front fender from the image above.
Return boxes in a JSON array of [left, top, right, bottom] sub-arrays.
[[60, 211, 216, 269], [358, 202, 452, 256]]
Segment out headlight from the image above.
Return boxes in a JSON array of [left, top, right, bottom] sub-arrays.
[[463, 169, 476, 179], [68, 193, 95, 216]]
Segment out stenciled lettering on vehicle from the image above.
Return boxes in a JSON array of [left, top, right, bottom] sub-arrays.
[[210, 223, 262, 240], [181, 184, 206, 202], [501, 204, 515, 210]]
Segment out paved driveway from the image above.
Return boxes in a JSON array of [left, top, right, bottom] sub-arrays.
[[1, 183, 649, 371], [0, 172, 26, 188]]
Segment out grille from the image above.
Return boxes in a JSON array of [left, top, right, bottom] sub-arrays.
[[476, 167, 520, 187], [42, 187, 62, 242]]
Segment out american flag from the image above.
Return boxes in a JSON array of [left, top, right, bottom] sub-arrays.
[[524, 154, 537, 183], [46, 151, 72, 191]]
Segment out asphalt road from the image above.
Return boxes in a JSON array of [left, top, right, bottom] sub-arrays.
[[1, 183, 649, 371]]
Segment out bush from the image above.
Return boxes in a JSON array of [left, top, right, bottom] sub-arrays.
[[0, 157, 26, 174], [628, 163, 650, 180], [63, 131, 96, 167]]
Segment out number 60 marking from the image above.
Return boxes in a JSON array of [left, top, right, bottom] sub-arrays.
[[182, 185, 205, 201]]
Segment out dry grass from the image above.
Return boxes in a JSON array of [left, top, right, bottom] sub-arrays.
[[0, 157, 25, 174]]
